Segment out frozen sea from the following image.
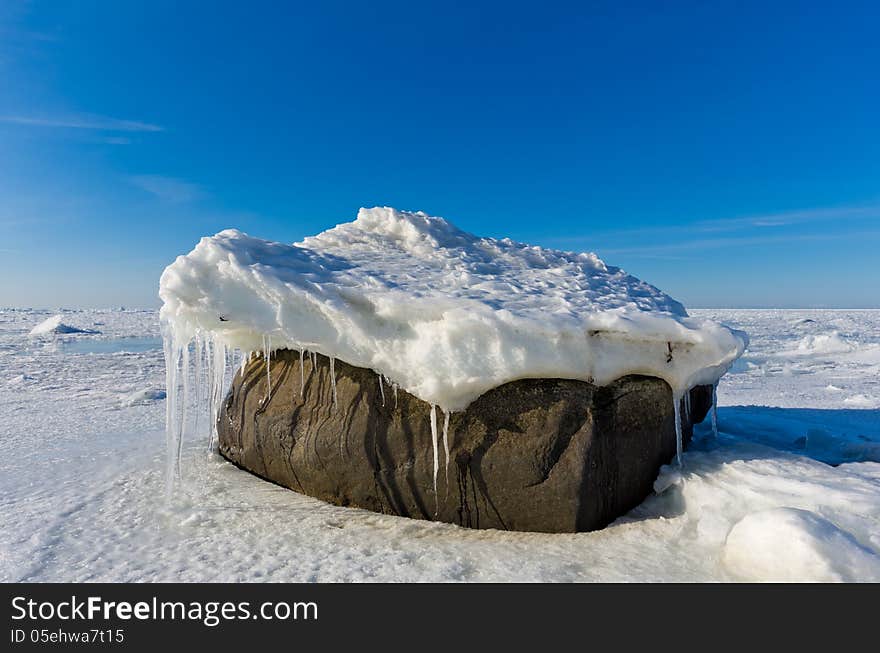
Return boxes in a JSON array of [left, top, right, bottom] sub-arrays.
[[1, 307, 879, 582]]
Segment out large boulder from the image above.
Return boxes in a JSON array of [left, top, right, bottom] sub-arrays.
[[218, 349, 712, 533]]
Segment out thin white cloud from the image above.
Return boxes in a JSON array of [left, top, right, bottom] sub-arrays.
[[0, 114, 163, 132], [692, 204, 880, 232], [547, 202, 880, 245], [600, 229, 880, 256], [129, 175, 203, 203]]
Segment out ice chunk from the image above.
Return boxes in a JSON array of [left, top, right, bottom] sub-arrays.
[[120, 387, 167, 406], [796, 331, 854, 355], [653, 465, 683, 494], [29, 314, 100, 336], [159, 207, 746, 411], [843, 394, 877, 408]]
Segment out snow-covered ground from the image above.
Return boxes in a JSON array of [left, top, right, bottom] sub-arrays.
[[1, 307, 879, 582]]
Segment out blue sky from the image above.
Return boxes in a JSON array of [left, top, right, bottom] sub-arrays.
[[1, 1, 878, 309]]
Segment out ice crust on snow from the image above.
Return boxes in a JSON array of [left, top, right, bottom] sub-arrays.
[[159, 207, 747, 412]]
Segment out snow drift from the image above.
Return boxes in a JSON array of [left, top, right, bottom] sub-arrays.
[[159, 207, 747, 412], [722, 507, 880, 582]]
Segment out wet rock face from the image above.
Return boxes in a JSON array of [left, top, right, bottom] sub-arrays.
[[218, 350, 711, 533]]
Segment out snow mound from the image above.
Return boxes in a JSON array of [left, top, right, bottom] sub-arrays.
[[29, 315, 99, 336], [159, 207, 747, 411], [722, 507, 880, 582]]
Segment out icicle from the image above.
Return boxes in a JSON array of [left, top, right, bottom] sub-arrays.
[[683, 390, 691, 423], [163, 334, 183, 498], [192, 334, 203, 442], [393, 383, 398, 408], [673, 393, 683, 466], [207, 337, 227, 454], [430, 405, 439, 514], [710, 383, 719, 439], [377, 373, 386, 406], [442, 410, 451, 493], [311, 350, 317, 370], [263, 335, 272, 403], [329, 356, 338, 410], [179, 343, 190, 476], [299, 348, 305, 397]]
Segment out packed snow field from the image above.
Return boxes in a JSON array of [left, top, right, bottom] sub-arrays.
[[1, 307, 879, 582]]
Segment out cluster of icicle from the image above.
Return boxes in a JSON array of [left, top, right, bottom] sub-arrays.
[[163, 330, 233, 497], [162, 329, 454, 509], [671, 384, 720, 465], [163, 330, 719, 504], [163, 331, 299, 497]]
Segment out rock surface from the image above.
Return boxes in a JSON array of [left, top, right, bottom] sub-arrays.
[[218, 350, 712, 533]]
